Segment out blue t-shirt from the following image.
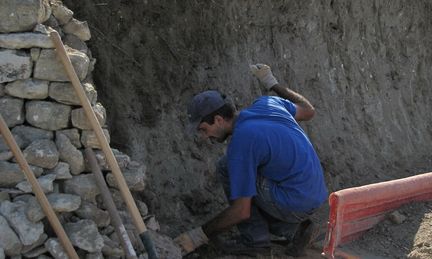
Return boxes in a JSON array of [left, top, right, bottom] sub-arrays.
[[226, 96, 327, 212]]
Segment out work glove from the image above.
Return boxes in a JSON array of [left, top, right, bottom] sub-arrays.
[[250, 63, 279, 90], [174, 226, 209, 255]]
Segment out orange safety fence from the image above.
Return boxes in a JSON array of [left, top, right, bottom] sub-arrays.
[[322, 172, 432, 259]]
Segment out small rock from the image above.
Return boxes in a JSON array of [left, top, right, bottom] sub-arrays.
[[388, 210, 407, 224], [22, 233, 47, 254], [45, 238, 67, 259], [56, 133, 85, 175], [5, 79, 49, 99], [0, 161, 43, 188], [63, 18, 91, 41], [81, 129, 110, 149], [56, 129, 81, 148], [101, 235, 123, 257], [0, 33, 54, 49], [23, 139, 59, 169], [64, 219, 104, 253], [86, 252, 103, 259], [0, 96, 24, 127], [26, 100, 71, 131], [145, 216, 160, 231], [30, 48, 41, 61], [49, 81, 97, 106], [22, 246, 48, 258], [64, 34, 89, 55], [0, 214, 22, 256], [0, 201, 44, 246], [0, 0, 50, 33], [71, 103, 106, 130], [75, 201, 110, 227], [0, 49, 32, 83], [16, 174, 56, 193], [106, 162, 146, 191], [51, 3, 74, 25], [64, 174, 100, 203]]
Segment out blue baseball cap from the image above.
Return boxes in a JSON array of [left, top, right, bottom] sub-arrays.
[[187, 90, 226, 134]]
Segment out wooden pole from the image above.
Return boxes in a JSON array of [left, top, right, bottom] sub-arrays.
[[50, 31, 158, 259], [0, 113, 79, 259], [85, 148, 137, 259]]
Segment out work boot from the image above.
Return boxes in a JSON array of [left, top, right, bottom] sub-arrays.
[[285, 219, 318, 257], [219, 236, 271, 257]]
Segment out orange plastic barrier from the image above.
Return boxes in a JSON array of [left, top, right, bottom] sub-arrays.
[[322, 172, 432, 259]]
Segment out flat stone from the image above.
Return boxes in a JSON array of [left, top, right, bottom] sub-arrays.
[[23, 139, 59, 169], [63, 18, 91, 41], [86, 148, 131, 171], [81, 129, 110, 149], [106, 162, 145, 191], [0, 96, 24, 127], [0, 201, 44, 246], [56, 128, 81, 148], [22, 246, 47, 258], [0, 49, 32, 83], [0, 33, 53, 49], [16, 174, 56, 193], [45, 238, 67, 259], [11, 125, 53, 148], [51, 3, 73, 25], [0, 0, 51, 33], [75, 201, 110, 227], [33, 48, 90, 82], [26, 193, 81, 222], [49, 81, 97, 106], [56, 133, 84, 175], [21, 233, 47, 254], [64, 219, 104, 253], [46, 162, 72, 180], [26, 100, 71, 130], [64, 174, 100, 203], [136, 199, 149, 217], [5, 79, 49, 99], [0, 161, 43, 188], [64, 34, 89, 55], [71, 103, 106, 130], [0, 214, 22, 256]]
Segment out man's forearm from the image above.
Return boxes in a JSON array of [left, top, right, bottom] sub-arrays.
[[271, 84, 314, 111], [202, 198, 251, 237]]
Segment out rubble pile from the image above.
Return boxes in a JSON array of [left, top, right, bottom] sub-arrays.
[[0, 0, 180, 258]]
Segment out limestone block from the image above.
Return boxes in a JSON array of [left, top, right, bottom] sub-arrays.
[[106, 162, 146, 191], [64, 34, 89, 54], [0, 201, 44, 246], [56, 128, 81, 148], [22, 139, 58, 169], [81, 129, 110, 149], [0, 161, 43, 188], [26, 193, 81, 222], [11, 125, 53, 148], [16, 174, 56, 193], [51, 3, 73, 25], [63, 18, 91, 41], [46, 161, 72, 180], [0, 33, 53, 49], [0, 49, 32, 83], [45, 238, 67, 259], [49, 81, 97, 105], [56, 133, 84, 175], [0, 214, 22, 256], [26, 100, 71, 130], [5, 79, 49, 99], [33, 48, 90, 82], [0, 0, 51, 33], [75, 201, 110, 227], [64, 174, 100, 203], [0, 96, 24, 127], [71, 103, 106, 130], [64, 219, 104, 252]]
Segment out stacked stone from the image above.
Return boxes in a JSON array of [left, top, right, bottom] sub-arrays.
[[0, 1, 179, 258]]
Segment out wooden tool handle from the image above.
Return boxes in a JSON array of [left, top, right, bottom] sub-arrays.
[[0, 114, 79, 259]]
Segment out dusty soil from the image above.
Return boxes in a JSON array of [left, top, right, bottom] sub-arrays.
[[63, 0, 432, 257]]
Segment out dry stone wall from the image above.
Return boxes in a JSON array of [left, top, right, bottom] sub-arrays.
[[0, 0, 179, 258]]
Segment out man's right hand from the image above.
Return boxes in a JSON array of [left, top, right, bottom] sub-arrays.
[[250, 63, 279, 90], [174, 227, 209, 255]]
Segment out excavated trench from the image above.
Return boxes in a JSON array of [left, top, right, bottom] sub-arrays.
[[63, 0, 432, 257]]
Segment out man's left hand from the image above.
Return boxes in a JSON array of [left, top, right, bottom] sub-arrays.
[[174, 227, 209, 255]]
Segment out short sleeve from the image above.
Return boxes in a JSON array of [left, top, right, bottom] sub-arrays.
[[279, 98, 297, 117]]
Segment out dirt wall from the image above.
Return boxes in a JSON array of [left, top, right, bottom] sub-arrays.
[[64, 0, 432, 235]]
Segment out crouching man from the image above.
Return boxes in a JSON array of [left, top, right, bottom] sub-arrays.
[[175, 64, 328, 257]]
